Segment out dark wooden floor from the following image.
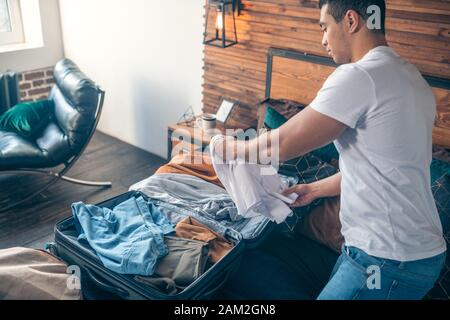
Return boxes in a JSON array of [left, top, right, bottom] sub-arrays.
[[0, 131, 166, 250]]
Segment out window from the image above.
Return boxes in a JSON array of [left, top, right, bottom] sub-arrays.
[[0, 0, 24, 46], [0, 0, 42, 53], [0, 0, 12, 32]]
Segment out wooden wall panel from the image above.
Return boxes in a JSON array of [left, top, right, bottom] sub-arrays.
[[202, 0, 450, 132]]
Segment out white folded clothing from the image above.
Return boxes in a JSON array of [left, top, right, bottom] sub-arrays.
[[209, 135, 298, 224]]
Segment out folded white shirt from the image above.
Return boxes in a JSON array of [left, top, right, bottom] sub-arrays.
[[210, 135, 298, 224]]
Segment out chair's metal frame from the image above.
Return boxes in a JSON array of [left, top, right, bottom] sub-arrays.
[[0, 88, 112, 213]]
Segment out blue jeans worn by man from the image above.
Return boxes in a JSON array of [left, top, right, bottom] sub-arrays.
[[318, 245, 446, 300]]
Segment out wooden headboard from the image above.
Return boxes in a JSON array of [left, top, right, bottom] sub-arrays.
[[265, 48, 450, 149]]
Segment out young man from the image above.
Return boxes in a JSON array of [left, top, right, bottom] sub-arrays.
[[219, 0, 446, 300]]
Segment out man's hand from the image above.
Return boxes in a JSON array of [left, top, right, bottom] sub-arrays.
[[282, 172, 342, 208], [282, 184, 319, 208]]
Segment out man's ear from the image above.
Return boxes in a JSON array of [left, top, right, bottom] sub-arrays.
[[345, 10, 361, 34]]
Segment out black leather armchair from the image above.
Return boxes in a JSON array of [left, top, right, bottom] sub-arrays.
[[0, 59, 111, 212]]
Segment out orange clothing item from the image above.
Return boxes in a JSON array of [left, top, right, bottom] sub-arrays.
[[175, 216, 233, 263], [156, 151, 223, 188]]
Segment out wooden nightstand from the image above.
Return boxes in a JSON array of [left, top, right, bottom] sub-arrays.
[[167, 116, 251, 160]]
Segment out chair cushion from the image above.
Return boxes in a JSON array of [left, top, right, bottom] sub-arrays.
[[0, 121, 71, 170], [0, 100, 53, 139], [0, 130, 47, 169]]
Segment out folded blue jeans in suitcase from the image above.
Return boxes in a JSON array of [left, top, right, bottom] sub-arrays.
[[72, 196, 174, 276]]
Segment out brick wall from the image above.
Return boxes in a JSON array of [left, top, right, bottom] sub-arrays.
[[19, 66, 54, 102]]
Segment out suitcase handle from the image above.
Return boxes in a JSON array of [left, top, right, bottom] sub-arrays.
[[85, 268, 130, 298]]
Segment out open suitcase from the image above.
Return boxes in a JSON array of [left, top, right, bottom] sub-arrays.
[[51, 189, 278, 300]]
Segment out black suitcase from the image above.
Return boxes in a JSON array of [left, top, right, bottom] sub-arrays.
[[51, 190, 276, 300]]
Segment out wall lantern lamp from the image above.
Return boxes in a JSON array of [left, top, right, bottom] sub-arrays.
[[203, 0, 242, 48]]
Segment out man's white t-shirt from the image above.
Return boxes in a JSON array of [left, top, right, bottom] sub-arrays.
[[310, 45, 446, 261]]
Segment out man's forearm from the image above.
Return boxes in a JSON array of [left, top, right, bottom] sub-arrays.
[[242, 109, 347, 164], [244, 131, 274, 164], [309, 172, 342, 198], [218, 106, 347, 166]]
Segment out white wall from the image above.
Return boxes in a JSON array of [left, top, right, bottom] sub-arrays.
[[58, 0, 205, 159], [0, 0, 64, 73]]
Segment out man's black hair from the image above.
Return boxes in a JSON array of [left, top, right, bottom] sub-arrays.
[[319, 0, 386, 34]]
